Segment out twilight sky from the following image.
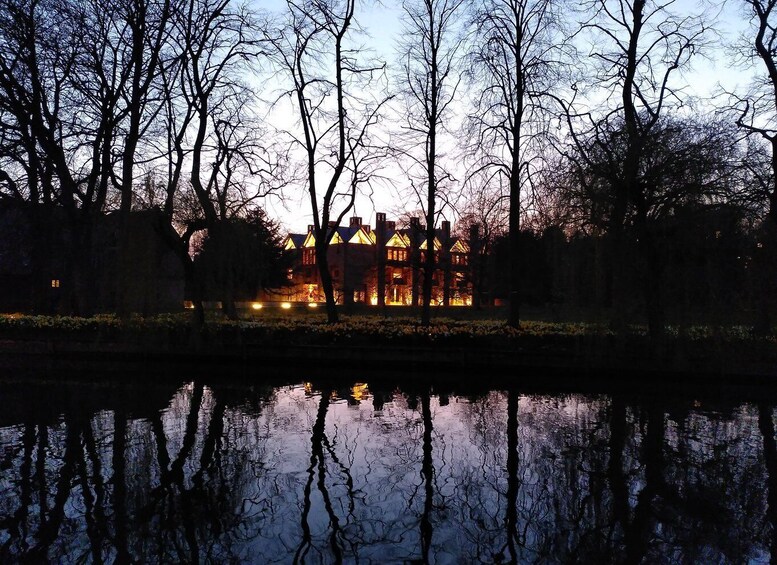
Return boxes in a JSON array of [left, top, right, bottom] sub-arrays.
[[256, 0, 755, 234]]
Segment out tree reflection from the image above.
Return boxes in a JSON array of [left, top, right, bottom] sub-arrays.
[[758, 404, 777, 562], [504, 389, 519, 563], [295, 388, 331, 563], [419, 391, 434, 564], [0, 379, 774, 562], [27, 415, 80, 561], [623, 404, 664, 564]]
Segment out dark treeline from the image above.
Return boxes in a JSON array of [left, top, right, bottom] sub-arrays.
[[0, 0, 776, 333], [480, 217, 753, 327], [469, 116, 766, 328]]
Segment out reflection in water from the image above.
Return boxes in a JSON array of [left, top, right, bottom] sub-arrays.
[[0, 378, 772, 563]]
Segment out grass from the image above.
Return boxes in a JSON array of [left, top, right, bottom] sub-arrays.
[[0, 311, 771, 345], [0, 312, 773, 377]]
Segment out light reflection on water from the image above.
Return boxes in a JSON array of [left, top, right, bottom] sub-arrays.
[[0, 378, 773, 564]]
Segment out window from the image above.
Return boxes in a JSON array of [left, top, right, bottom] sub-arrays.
[[303, 249, 316, 265], [387, 248, 407, 262], [452, 253, 468, 266], [51, 279, 60, 288]]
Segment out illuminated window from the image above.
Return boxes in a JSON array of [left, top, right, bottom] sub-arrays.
[[303, 249, 316, 265], [451, 253, 468, 266], [51, 279, 60, 288], [387, 248, 408, 262]]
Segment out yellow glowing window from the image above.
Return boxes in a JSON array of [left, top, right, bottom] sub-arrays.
[[51, 279, 60, 288], [387, 248, 407, 262]]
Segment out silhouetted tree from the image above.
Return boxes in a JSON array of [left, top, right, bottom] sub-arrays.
[[397, 0, 464, 325], [193, 208, 290, 315], [562, 114, 736, 333], [162, 0, 277, 322], [466, 0, 569, 327], [732, 0, 777, 334], [266, 0, 391, 323], [563, 0, 708, 338]]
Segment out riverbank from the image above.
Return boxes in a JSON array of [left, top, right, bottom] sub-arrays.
[[0, 314, 775, 387]]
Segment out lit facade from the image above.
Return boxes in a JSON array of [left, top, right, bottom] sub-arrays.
[[282, 214, 476, 307]]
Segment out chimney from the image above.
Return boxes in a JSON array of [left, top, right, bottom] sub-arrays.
[[387, 221, 396, 231], [410, 217, 420, 228], [441, 220, 451, 241], [350, 216, 362, 228], [328, 220, 337, 228], [469, 223, 480, 244], [307, 224, 315, 233], [375, 214, 387, 308]]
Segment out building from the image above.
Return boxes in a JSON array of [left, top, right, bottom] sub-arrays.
[[0, 202, 184, 314], [282, 214, 477, 307]]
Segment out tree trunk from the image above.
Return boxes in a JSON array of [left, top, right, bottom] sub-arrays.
[[505, 389, 520, 561], [754, 219, 777, 336], [420, 392, 434, 562], [508, 173, 521, 328], [636, 214, 665, 342], [316, 239, 339, 323], [759, 404, 777, 563]]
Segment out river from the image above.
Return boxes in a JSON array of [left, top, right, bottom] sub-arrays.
[[0, 374, 773, 563]]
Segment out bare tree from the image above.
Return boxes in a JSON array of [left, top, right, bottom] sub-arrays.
[[732, 0, 777, 334], [563, 0, 708, 338], [75, 0, 189, 316], [397, 0, 464, 325], [0, 0, 110, 313], [267, 0, 391, 323], [466, 0, 567, 327], [154, 0, 280, 320]]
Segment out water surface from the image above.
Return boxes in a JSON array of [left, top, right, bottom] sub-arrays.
[[0, 375, 773, 563]]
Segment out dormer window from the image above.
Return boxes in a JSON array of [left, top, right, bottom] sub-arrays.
[[451, 253, 468, 266], [387, 248, 407, 262]]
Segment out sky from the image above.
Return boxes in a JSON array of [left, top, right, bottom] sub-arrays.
[[255, 0, 759, 235]]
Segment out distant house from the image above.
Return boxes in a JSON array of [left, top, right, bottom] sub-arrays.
[[91, 209, 185, 314], [0, 203, 68, 313], [0, 202, 184, 314], [282, 213, 476, 307]]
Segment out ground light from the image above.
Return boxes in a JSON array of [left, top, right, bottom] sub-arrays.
[[308, 302, 318, 308], [281, 302, 292, 310], [251, 303, 262, 310]]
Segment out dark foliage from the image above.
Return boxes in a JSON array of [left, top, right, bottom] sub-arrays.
[[193, 209, 290, 303]]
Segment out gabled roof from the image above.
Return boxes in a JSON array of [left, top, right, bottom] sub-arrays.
[[301, 225, 375, 247], [348, 226, 376, 245], [386, 232, 411, 248], [284, 234, 307, 250], [450, 238, 469, 253], [419, 237, 442, 251], [331, 230, 345, 244], [291, 222, 465, 251]]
